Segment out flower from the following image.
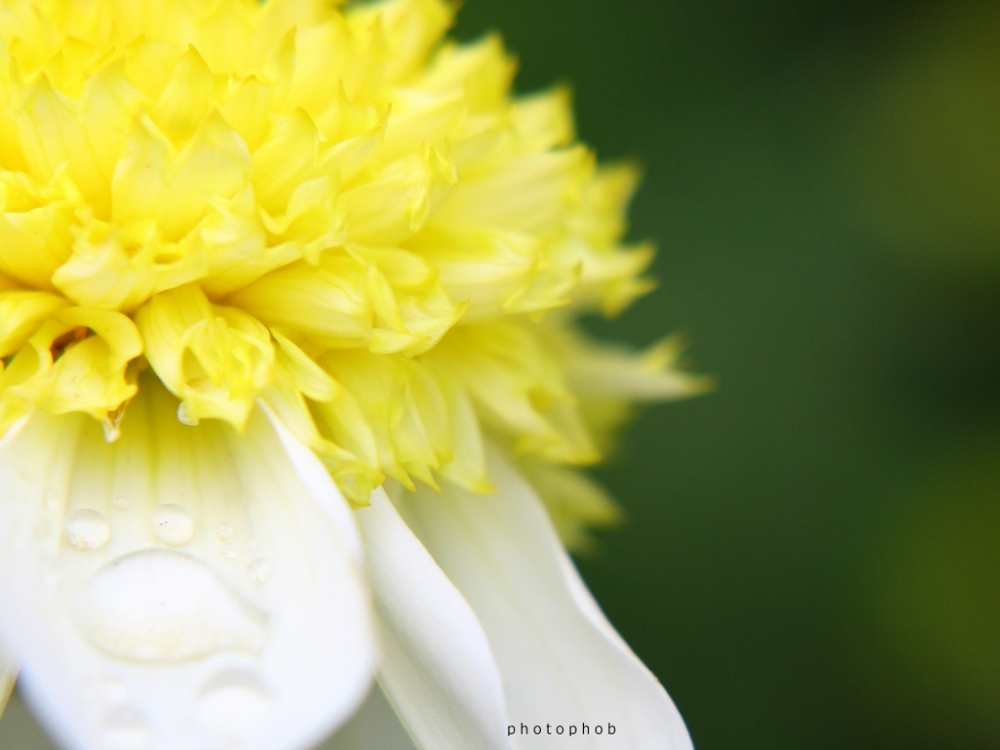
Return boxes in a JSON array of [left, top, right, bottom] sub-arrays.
[[0, 0, 707, 748]]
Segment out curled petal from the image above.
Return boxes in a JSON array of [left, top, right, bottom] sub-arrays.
[[357, 488, 509, 750], [396, 445, 693, 750], [0, 306, 142, 433], [137, 284, 275, 429]]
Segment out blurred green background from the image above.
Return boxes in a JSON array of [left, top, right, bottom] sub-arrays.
[[4, 0, 999, 747], [456, 0, 1000, 748]]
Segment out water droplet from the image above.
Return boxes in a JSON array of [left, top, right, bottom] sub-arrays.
[[103, 705, 152, 749], [177, 402, 199, 426], [101, 420, 121, 443], [246, 559, 272, 585], [112, 494, 129, 511], [216, 522, 233, 540], [222, 543, 238, 560], [198, 671, 271, 737], [149, 504, 194, 546], [64, 510, 111, 551], [74, 549, 270, 662]]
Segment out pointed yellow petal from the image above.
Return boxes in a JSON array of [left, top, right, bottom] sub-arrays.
[[1, 307, 142, 427], [0, 167, 80, 290], [0, 291, 69, 358], [136, 284, 274, 428]]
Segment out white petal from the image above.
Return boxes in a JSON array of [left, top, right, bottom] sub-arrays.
[[261, 403, 362, 564], [0, 383, 375, 750], [320, 684, 417, 750], [396, 445, 693, 749], [356, 488, 509, 750]]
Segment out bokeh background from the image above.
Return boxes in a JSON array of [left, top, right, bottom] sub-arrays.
[[3, 0, 999, 747]]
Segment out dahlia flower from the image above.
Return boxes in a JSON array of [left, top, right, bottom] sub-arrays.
[[0, 0, 705, 748]]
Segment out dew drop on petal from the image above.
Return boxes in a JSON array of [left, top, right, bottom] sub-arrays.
[[149, 504, 194, 546], [102, 420, 122, 443], [112, 494, 130, 511], [64, 509, 111, 550], [198, 671, 271, 737], [177, 402, 199, 426], [246, 559, 272, 585], [73, 549, 270, 662], [216, 522, 233, 540]]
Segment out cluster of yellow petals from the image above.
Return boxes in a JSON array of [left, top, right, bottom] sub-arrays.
[[0, 0, 704, 537]]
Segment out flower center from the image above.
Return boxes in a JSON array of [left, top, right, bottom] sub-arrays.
[[0, 0, 679, 508]]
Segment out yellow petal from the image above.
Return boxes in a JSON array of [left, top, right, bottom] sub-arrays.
[[112, 112, 251, 241], [435, 146, 591, 234], [428, 321, 600, 464], [345, 0, 454, 87], [52, 214, 207, 312], [0, 166, 80, 290], [1, 307, 142, 430], [511, 86, 576, 152], [0, 290, 69, 358], [341, 145, 457, 245], [199, 185, 301, 298], [151, 46, 219, 144], [229, 257, 373, 349], [136, 284, 274, 429], [16, 74, 108, 215]]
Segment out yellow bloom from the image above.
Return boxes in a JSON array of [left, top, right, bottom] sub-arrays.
[[0, 0, 706, 748]]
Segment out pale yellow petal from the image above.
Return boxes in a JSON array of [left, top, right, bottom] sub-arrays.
[[1, 307, 142, 429], [136, 284, 274, 429]]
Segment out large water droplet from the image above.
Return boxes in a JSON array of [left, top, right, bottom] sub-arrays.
[[198, 671, 271, 737], [64, 509, 111, 551], [149, 504, 194, 546], [246, 559, 272, 585], [74, 549, 270, 662]]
